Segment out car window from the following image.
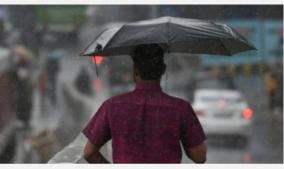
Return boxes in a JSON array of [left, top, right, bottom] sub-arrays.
[[197, 78, 236, 90]]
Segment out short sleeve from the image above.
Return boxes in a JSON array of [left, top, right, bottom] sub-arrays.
[[180, 103, 206, 149], [82, 101, 111, 147]]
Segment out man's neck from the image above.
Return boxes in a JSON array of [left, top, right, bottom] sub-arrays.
[[135, 79, 160, 84]]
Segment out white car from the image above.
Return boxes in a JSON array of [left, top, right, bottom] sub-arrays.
[[192, 86, 253, 139]]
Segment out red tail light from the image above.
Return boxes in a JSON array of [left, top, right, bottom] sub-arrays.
[[242, 107, 253, 119]]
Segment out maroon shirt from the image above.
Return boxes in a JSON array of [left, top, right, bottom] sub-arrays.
[[82, 82, 206, 163]]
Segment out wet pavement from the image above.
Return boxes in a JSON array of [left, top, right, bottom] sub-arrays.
[[187, 109, 283, 163], [182, 75, 283, 163], [12, 57, 88, 163]]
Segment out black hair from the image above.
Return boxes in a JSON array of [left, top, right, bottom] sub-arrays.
[[131, 44, 166, 80]]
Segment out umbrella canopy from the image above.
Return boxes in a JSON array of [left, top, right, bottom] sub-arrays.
[[81, 16, 256, 57]]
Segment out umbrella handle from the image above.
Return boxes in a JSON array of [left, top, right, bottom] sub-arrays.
[[91, 56, 100, 79], [164, 51, 169, 93], [95, 44, 102, 53]]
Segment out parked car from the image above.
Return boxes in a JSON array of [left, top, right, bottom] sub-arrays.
[[192, 76, 253, 140]]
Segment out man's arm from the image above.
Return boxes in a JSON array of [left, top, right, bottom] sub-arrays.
[[84, 141, 110, 163], [184, 142, 207, 163], [180, 102, 207, 163], [82, 100, 112, 163]]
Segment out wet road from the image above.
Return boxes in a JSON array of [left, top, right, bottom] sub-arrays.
[[181, 113, 283, 163], [181, 75, 283, 163], [189, 110, 283, 163]]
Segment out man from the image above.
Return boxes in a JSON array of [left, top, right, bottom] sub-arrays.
[[10, 45, 34, 128], [82, 44, 207, 163]]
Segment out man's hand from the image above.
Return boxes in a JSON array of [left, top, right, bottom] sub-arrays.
[[184, 142, 207, 163], [84, 141, 110, 163]]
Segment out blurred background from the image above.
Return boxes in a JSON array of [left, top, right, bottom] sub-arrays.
[[0, 5, 282, 163]]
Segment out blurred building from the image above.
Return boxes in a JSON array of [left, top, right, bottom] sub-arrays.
[[159, 5, 283, 76], [164, 5, 282, 20], [0, 6, 7, 45], [34, 6, 86, 50]]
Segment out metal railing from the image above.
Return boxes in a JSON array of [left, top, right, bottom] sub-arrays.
[[48, 79, 111, 163]]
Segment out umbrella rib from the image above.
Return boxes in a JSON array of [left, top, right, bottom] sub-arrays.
[[170, 22, 231, 39], [103, 25, 126, 50], [166, 22, 171, 52], [104, 23, 168, 50], [218, 39, 232, 56], [80, 29, 107, 56]]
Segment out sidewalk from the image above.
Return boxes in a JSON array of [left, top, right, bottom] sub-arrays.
[[13, 57, 101, 163], [48, 58, 112, 163]]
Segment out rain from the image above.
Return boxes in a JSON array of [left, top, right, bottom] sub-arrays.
[[0, 5, 282, 163]]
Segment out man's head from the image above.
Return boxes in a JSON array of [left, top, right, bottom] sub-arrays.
[[131, 44, 166, 82]]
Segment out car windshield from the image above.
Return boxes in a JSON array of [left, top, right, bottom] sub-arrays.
[[200, 96, 244, 104]]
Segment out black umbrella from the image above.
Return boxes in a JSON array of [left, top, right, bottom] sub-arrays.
[[81, 16, 256, 57]]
